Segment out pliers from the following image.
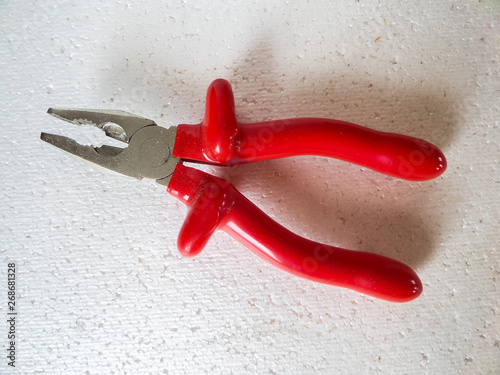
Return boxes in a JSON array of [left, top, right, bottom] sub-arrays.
[[41, 79, 446, 302]]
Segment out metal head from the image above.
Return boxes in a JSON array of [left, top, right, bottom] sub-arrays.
[[41, 109, 180, 186]]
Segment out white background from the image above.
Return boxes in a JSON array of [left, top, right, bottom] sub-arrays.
[[1, 0, 499, 374]]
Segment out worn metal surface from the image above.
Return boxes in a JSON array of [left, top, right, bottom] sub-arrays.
[[42, 109, 179, 185]]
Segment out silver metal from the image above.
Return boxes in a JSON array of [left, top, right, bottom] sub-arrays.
[[41, 109, 180, 186], [47, 108, 157, 142]]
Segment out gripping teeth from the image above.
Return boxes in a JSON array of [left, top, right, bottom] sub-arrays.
[[40, 132, 103, 157], [40, 132, 142, 180], [47, 108, 156, 143]]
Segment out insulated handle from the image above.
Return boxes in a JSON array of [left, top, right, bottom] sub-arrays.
[[167, 163, 422, 303], [173, 79, 446, 181]]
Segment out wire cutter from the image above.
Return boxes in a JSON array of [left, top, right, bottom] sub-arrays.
[[41, 79, 446, 302]]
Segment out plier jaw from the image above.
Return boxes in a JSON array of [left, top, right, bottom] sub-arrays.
[[41, 108, 180, 185]]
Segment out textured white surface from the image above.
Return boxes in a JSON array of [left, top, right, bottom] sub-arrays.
[[1, 0, 499, 374]]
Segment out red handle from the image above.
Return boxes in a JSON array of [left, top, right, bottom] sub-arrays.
[[167, 163, 423, 303], [173, 79, 446, 181]]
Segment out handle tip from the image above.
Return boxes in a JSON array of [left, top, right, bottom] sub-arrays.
[[396, 138, 447, 181], [372, 268, 423, 303]]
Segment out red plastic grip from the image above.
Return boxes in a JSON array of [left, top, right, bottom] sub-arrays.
[[167, 163, 423, 302], [173, 79, 446, 181]]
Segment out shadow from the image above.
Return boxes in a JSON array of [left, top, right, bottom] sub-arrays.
[[212, 33, 460, 268], [218, 159, 437, 268], [100, 29, 460, 269], [228, 35, 459, 149]]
